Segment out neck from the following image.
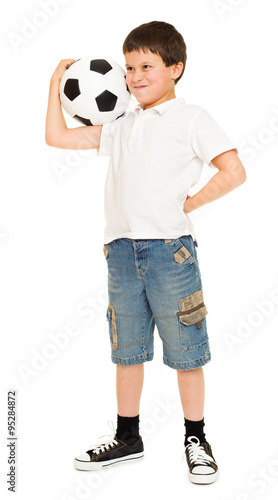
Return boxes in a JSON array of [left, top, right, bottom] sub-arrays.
[[143, 90, 176, 110]]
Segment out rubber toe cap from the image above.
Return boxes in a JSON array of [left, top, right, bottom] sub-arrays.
[[75, 452, 90, 462]]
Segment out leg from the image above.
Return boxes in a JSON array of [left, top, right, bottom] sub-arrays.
[[116, 364, 144, 417], [74, 362, 145, 470], [177, 367, 205, 420], [177, 367, 219, 484], [105, 239, 153, 415]]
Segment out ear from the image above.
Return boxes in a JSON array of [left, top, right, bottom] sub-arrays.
[[172, 61, 183, 81]]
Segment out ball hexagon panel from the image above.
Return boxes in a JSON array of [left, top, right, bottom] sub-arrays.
[[71, 94, 99, 120], [89, 110, 115, 125], [78, 71, 105, 99], [117, 92, 132, 110], [104, 69, 128, 97]]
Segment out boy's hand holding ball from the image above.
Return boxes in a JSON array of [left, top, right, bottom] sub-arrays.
[[51, 59, 76, 82]]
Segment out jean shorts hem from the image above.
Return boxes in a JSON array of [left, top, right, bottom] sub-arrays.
[[111, 351, 154, 366], [163, 352, 211, 370]]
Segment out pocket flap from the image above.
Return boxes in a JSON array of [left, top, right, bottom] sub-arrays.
[[177, 290, 208, 328], [174, 246, 191, 263]]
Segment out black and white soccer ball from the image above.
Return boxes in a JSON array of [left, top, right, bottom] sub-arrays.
[[59, 56, 131, 126]]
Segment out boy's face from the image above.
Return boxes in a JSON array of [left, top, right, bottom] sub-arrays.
[[124, 49, 182, 110]]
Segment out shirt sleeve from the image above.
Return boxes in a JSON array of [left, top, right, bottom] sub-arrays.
[[97, 122, 113, 157], [97, 115, 125, 157], [190, 108, 238, 168]]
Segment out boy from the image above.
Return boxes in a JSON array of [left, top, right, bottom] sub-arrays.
[[45, 21, 246, 484]]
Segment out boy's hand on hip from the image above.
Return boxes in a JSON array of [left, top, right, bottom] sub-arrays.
[[182, 150, 246, 214], [183, 195, 193, 214]]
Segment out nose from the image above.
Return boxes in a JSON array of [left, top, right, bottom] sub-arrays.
[[132, 69, 144, 83]]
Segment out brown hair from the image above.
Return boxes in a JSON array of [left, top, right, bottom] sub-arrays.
[[122, 21, 187, 84]]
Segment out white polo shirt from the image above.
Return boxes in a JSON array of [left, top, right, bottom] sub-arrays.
[[98, 97, 237, 244]]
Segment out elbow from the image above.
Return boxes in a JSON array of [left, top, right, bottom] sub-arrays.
[[230, 162, 247, 189], [230, 172, 246, 191], [236, 167, 247, 187], [45, 137, 52, 147], [45, 131, 54, 147], [45, 132, 61, 148]]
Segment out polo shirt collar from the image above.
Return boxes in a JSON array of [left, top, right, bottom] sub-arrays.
[[134, 97, 185, 115]]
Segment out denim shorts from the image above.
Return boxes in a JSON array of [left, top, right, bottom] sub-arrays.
[[103, 235, 211, 370]]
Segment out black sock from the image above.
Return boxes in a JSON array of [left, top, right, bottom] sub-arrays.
[[184, 417, 207, 446], [116, 414, 140, 445]]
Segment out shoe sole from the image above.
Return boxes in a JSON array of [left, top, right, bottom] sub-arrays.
[[189, 469, 219, 484], [74, 452, 144, 471]]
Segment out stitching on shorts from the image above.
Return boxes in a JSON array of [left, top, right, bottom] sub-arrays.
[[113, 332, 154, 351], [163, 348, 211, 369], [112, 352, 154, 364]]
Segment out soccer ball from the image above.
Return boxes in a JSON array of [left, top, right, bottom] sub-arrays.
[[59, 56, 131, 126]]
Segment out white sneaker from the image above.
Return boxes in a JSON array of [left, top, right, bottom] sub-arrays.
[[184, 436, 219, 484]]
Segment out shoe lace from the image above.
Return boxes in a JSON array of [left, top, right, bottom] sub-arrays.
[[184, 436, 214, 465], [91, 420, 119, 456]]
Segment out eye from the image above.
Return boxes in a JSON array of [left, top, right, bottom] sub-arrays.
[[143, 65, 151, 69], [126, 67, 133, 71]]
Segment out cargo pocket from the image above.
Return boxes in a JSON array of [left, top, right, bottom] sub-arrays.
[[103, 244, 109, 259], [176, 290, 208, 329], [173, 237, 196, 266], [174, 245, 191, 264], [106, 302, 118, 351]]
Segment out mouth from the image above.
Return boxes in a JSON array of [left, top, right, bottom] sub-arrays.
[[134, 85, 147, 89]]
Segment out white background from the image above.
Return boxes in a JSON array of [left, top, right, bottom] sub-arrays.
[[1, 1, 278, 499]]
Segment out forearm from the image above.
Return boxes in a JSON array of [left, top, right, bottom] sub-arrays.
[[45, 76, 68, 145], [183, 163, 246, 213]]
